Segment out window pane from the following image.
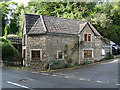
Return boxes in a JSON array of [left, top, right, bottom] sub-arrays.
[[32, 51, 35, 58], [36, 51, 40, 58], [84, 34, 87, 41], [32, 50, 40, 60], [84, 50, 92, 58], [84, 50, 87, 57], [88, 50, 92, 57], [88, 34, 91, 41], [58, 52, 62, 59]]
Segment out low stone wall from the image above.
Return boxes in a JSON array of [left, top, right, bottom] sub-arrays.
[[26, 61, 48, 71]]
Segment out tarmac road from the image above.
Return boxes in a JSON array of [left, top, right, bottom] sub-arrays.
[[2, 58, 119, 89]]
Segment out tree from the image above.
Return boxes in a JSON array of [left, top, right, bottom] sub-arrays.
[[3, 25, 10, 39], [1, 1, 18, 36], [1, 1, 120, 45]]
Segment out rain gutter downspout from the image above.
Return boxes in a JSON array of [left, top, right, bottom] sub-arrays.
[[78, 34, 81, 64]]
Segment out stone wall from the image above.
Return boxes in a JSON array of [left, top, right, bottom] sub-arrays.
[[80, 24, 102, 61], [24, 24, 104, 66], [25, 35, 46, 67], [26, 34, 79, 66], [45, 34, 79, 65]]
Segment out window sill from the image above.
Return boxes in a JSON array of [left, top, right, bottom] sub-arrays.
[[83, 58, 93, 60]]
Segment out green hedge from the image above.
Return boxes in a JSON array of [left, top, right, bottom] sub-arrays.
[[0, 37, 18, 60]]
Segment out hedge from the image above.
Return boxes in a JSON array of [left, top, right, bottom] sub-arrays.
[[0, 37, 18, 60]]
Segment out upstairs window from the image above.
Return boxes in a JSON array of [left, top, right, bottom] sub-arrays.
[[84, 34, 87, 41], [31, 50, 41, 60], [84, 50, 92, 58], [88, 34, 91, 41], [57, 50, 64, 60], [84, 34, 91, 41]]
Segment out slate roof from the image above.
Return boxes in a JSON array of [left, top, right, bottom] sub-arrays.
[[25, 14, 101, 36], [25, 14, 40, 33]]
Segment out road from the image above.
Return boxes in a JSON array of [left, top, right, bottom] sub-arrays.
[[2, 58, 119, 89]]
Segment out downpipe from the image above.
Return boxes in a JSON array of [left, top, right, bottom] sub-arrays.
[[78, 34, 81, 64]]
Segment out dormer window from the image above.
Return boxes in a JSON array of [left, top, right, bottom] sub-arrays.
[[84, 34, 91, 42]]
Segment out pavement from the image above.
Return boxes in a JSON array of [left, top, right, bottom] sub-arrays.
[[2, 58, 119, 89]]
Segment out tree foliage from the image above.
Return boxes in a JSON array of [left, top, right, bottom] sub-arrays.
[[1, 1, 120, 45]]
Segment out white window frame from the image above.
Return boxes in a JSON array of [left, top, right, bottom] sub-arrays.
[[101, 49, 105, 56], [83, 33, 92, 42], [82, 48, 94, 59], [30, 49, 42, 61], [57, 50, 64, 60]]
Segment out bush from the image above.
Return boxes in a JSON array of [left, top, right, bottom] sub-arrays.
[[0, 37, 18, 60], [80, 60, 93, 65], [104, 52, 114, 60], [48, 60, 61, 66]]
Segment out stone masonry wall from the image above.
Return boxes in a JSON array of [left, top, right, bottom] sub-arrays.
[[26, 35, 46, 65], [45, 34, 79, 65], [25, 24, 103, 66], [80, 24, 102, 61], [26, 34, 79, 66]]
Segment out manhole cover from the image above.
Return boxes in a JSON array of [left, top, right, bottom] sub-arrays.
[[19, 79, 30, 83]]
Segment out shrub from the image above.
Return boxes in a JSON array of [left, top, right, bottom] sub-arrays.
[[104, 52, 114, 60], [48, 60, 61, 66], [65, 64, 75, 68], [0, 37, 18, 60], [80, 60, 93, 65]]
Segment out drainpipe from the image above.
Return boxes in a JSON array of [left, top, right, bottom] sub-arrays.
[[78, 34, 81, 64]]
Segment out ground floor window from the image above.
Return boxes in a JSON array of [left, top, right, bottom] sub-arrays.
[[84, 50, 92, 58], [31, 50, 41, 60], [57, 50, 64, 60]]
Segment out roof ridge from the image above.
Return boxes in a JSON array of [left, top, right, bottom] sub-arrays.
[[25, 13, 87, 22], [40, 15, 47, 32], [25, 13, 40, 16]]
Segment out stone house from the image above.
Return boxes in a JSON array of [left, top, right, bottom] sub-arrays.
[[22, 14, 111, 67]]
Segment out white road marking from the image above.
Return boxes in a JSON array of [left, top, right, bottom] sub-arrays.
[[79, 78, 85, 81], [96, 80, 103, 83], [87, 79, 91, 81], [59, 74, 66, 75], [41, 73, 49, 76], [64, 76, 70, 78], [32, 72, 38, 74], [7, 81, 33, 90], [52, 74, 58, 77], [116, 83, 120, 86], [54, 73, 66, 75], [57, 76, 61, 77]]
